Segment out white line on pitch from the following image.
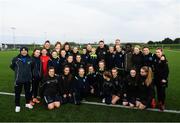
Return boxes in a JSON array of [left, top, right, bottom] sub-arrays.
[[0, 91, 180, 114]]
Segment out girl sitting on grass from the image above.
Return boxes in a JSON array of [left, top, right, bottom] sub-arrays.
[[123, 68, 139, 107], [136, 66, 153, 110]]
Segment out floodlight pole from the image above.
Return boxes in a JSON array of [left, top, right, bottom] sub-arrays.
[[11, 27, 16, 49]]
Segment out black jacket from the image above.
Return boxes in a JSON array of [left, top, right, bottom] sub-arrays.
[[114, 51, 124, 69], [31, 56, 42, 79], [102, 79, 114, 96], [74, 61, 86, 73], [112, 76, 125, 97], [60, 74, 74, 95], [48, 58, 62, 75], [142, 53, 154, 69], [124, 75, 139, 98], [137, 76, 153, 106], [10, 54, 33, 83], [73, 75, 90, 92], [96, 69, 105, 91], [106, 52, 115, 70], [86, 72, 98, 88], [132, 52, 143, 71], [40, 76, 61, 96], [81, 54, 90, 65], [153, 55, 169, 86], [96, 46, 109, 62]]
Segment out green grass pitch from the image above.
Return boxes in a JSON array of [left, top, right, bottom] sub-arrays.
[[0, 49, 180, 122]]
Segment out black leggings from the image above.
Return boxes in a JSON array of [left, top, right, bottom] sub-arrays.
[[15, 82, 31, 106], [156, 84, 166, 105], [31, 78, 40, 98]]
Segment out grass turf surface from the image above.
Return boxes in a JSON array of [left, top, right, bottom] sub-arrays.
[[0, 49, 180, 121]]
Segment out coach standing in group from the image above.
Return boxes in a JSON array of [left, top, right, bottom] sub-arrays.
[[10, 47, 34, 112]]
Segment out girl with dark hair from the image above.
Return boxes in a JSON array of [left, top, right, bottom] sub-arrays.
[[102, 71, 114, 104], [63, 42, 72, 57], [60, 66, 74, 104], [54, 41, 62, 54], [153, 48, 169, 111], [31, 48, 42, 104], [43, 40, 51, 56]]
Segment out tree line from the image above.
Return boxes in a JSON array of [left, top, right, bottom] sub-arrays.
[[147, 37, 180, 44]]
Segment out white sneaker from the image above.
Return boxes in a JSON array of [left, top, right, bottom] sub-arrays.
[[102, 98, 105, 103], [15, 106, 21, 112], [25, 104, 33, 109]]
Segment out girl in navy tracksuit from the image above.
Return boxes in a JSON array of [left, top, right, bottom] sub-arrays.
[[81, 48, 90, 66], [60, 66, 74, 104], [142, 47, 154, 69], [48, 50, 61, 75], [40, 67, 62, 110], [96, 60, 106, 97], [124, 68, 139, 107], [31, 48, 42, 104], [73, 68, 91, 105], [59, 50, 67, 74], [136, 66, 154, 110], [114, 45, 124, 70], [153, 48, 169, 111], [102, 71, 114, 104], [106, 46, 115, 70], [86, 65, 98, 95]]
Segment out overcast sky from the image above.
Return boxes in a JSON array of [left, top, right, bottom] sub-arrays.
[[0, 0, 179, 44]]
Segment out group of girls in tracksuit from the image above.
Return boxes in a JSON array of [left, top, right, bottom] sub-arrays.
[[10, 40, 169, 112]]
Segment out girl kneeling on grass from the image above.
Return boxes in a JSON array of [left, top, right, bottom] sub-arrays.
[[102, 71, 114, 104], [123, 68, 139, 107], [73, 68, 92, 105], [40, 67, 62, 110], [136, 66, 154, 110], [60, 66, 74, 104], [111, 68, 125, 105]]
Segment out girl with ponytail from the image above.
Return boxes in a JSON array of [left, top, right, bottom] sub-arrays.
[[136, 66, 154, 109]]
